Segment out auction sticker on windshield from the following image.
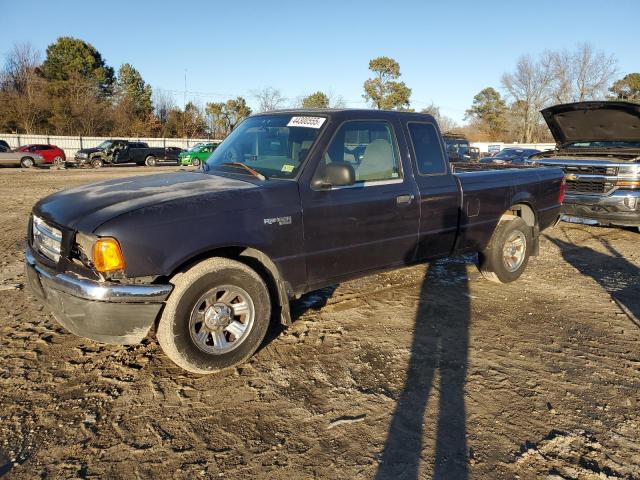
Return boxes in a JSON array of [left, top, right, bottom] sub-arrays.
[[287, 116, 326, 129]]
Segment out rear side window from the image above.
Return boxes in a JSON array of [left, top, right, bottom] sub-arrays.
[[408, 123, 447, 175]]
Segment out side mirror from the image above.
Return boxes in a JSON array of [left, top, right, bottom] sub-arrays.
[[312, 162, 356, 189]]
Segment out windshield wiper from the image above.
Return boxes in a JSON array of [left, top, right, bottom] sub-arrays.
[[221, 162, 267, 181]]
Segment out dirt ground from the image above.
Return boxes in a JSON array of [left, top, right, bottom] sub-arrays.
[[0, 166, 639, 479]]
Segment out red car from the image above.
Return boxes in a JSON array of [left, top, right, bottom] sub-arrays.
[[17, 144, 66, 166]]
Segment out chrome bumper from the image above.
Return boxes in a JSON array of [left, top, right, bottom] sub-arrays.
[[562, 189, 640, 227], [24, 248, 173, 345]]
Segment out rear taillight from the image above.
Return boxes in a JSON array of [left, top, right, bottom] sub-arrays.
[[558, 177, 566, 204]]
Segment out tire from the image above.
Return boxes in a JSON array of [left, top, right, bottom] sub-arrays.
[[157, 257, 271, 374], [478, 217, 532, 284], [20, 157, 34, 168], [53, 156, 65, 168], [144, 155, 157, 167], [191, 158, 201, 167], [91, 158, 103, 169]]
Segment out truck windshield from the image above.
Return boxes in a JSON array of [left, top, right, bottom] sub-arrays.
[[205, 115, 325, 179], [96, 141, 113, 149]]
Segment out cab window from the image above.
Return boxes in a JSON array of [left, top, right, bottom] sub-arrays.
[[320, 121, 401, 183]]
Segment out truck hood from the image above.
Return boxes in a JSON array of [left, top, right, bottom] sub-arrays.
[[542, 101, 640, 146], [34, 171, 256, 232]]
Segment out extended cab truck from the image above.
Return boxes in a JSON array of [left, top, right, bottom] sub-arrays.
[[73, 140, 183, 168], [25, 109, 564, 374], [528, 102, 640, 231]]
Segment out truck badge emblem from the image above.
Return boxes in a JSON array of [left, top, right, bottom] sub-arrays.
[[264, 216, 292, 226]]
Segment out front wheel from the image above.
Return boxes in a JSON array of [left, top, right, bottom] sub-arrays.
[[144, 155, 157, 167], [53, 156, 65, 168], [191, 158, 201, 168], [478, 217, 532, 283], [157, 257, 271, 374], [91, 158, 103, 169]]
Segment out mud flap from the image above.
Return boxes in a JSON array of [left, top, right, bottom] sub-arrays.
[[531, 225, 540, 256]]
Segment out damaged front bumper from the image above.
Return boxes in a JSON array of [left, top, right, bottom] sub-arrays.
[[562, 190, 640, 227], [24, 248, 173, 345]]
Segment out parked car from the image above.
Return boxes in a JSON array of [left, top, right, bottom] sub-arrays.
[[0, 149, 45, 168], [529, 101, 640, 231], [73, 140, 183, 168], [179, 143, 218, 167], [25, 109, 564, 374], [480, 147, 541, 165], [0, 140, 10, 151], [443, 133, 471, 162], [17, 144, 66, 167]]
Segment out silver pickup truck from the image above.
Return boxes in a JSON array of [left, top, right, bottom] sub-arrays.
[[529, 101, 640, 231]]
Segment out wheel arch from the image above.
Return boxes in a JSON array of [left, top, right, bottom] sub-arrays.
[[166, 246, 293, 326], [500, 202, 539, 255]]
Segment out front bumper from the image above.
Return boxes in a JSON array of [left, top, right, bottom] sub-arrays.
[[562, 189, 640, 227], [24, 248, 173, 345]]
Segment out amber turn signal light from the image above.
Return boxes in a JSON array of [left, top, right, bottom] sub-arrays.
[[615, 180, 640, 188], [93, 237, 125, 272]]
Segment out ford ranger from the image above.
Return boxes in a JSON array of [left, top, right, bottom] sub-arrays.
[[529, 101, 640, 231], [25, 109, 564, 374]]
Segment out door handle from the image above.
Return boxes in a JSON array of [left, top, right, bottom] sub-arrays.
[[396, 194, 414, 205]]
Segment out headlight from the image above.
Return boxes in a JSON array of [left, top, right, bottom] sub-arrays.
[[77, 152, 87, 158]]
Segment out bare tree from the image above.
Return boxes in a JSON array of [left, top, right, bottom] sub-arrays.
[[421, 103, 459, 133], [48, 73, 112, 135], [153, 89, 177, 135], [549, 43, 617, 103], [501, 54, 555, 142], [0, 43, 49, 133], [252, 86, 286, 112]]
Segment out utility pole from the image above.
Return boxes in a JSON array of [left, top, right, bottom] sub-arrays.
[[183, 69, 187, 138]]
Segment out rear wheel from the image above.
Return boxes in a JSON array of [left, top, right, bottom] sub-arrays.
[[144, 155, 157, 167], [91, 158, 103, 169], [478, 217, 532, 283], [20, 157, 34, 168], [191, 158, 201, 167], [157, 258, 271, 374]]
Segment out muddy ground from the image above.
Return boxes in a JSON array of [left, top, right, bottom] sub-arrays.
[[0, 166, 638, 479]]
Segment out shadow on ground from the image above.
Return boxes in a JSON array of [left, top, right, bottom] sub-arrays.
[[547, 233, 640, 324], [376, 259, 470, 479]]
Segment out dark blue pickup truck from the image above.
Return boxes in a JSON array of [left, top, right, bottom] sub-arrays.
[[25, 109, 564, 374]]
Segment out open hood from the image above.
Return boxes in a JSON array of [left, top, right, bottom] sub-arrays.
[[541, 101, 640, 146]]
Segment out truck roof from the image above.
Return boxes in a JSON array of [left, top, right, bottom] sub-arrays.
[[255, 108, 437, 122]]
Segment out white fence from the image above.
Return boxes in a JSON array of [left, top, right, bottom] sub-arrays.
[[471, 142, 556, 153], [1, 133, 222, 158]]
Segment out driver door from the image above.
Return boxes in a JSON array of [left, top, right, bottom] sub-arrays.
[[300, 119, 420, 288]]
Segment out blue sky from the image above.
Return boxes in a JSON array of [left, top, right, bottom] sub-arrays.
[[2, 0, 638, 122]]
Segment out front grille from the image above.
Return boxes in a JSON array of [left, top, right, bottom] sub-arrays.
[[566, 180, 614, 194], [564, 165, 618, 176], [32, 215, 62, 262]]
